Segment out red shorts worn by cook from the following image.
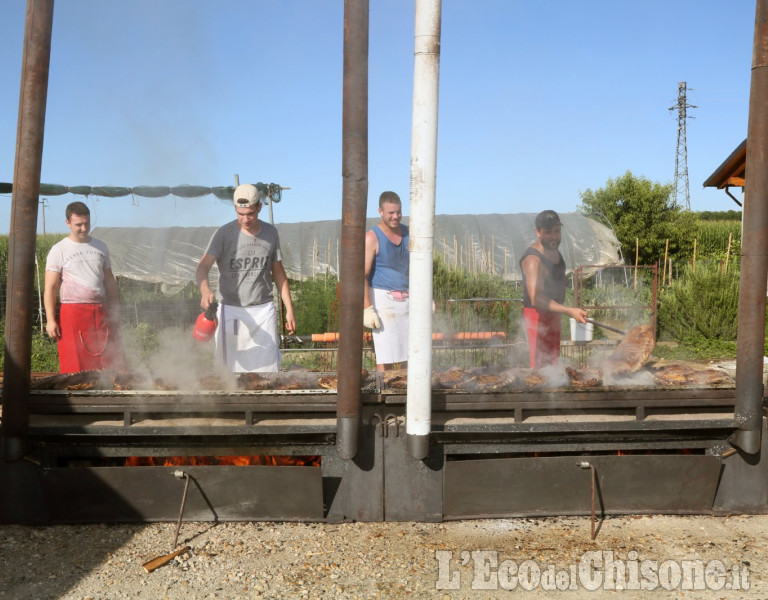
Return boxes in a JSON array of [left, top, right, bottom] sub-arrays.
[[57, 303, 123, 373], [523, 307, 561, 368]]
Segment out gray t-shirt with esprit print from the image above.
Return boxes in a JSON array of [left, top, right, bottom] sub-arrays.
[[205, 220, 282, 307]]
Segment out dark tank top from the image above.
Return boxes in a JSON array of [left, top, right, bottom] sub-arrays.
[[520, 247, 566, 310]]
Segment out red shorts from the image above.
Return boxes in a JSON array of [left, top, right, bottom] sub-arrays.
[[523, 307, 562, 368], [58, 303, 123, 373]]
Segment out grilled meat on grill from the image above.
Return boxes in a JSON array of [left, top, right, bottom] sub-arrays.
[[651, 363, 694, 386], [238, 373, 272, 390], [606, 324, 655, 375], [66, 381, 97, 390], [565, 366, 603, 388], [432, 367, 464, 389], [315, 369, 376, 390], [686, 368, 734, 386], [382, 369, 408, 389], [524, 371, 546, 388], [35, 371, 101, 390], [317, 376, 338, 390], [113, 371, 143, 390], [460, 373, 507, 391], [498, 369, 523, 388], [153, 378, 179, 391], [275, 377, 302, 390]]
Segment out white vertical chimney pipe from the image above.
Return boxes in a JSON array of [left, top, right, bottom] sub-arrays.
[[406, 0, 442, 460]]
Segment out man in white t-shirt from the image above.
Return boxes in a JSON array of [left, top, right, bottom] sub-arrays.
[[44, 201, 123, 373], [196, 184, 296, 372]]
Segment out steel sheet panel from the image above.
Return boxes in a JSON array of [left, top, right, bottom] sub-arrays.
[[444, 455, 721, 518], [41, 465, 323, 522]]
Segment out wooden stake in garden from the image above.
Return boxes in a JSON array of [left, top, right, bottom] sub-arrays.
[[725, 232, 732, 273], [491, 234, 495, 274], [634, 238, 639, 292], [313, 238, 318, 280]]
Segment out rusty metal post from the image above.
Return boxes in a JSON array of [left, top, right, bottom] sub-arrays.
[[732, 0, 768, 455], [336, 0, 369, 460], [2, 0, 55, 461]]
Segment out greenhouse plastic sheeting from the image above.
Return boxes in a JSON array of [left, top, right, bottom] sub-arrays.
[[92, 212, 622, 295]]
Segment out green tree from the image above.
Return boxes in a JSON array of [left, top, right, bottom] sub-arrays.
[[578, 171, 696, 265]]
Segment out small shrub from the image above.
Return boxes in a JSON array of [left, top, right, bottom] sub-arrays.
[[657, 262, 739, 342]]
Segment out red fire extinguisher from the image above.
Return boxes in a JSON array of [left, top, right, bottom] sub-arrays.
[[193, 301, 218, 342]]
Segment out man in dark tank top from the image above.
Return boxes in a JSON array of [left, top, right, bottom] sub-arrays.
[[519, 210, 588, 368]]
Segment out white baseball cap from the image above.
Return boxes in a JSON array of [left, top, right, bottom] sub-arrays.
[[233, 183, 260, 208]]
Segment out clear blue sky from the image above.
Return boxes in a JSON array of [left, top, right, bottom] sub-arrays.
[[0, 1, 755, 234]]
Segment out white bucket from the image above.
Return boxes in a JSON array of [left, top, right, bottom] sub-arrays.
[[570, 318, 594, 342]]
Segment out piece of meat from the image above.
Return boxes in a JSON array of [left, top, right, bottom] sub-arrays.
[[275, 377, 302, 390], [317, 376, 338, 390], [382, 369, 408, 389], [113, 371, 141, 391], [498, 369, 523, 388], [565, 366, 603, 388], [606, 324, 656, 375], [153, 378, 179, 391], [66, 381, 97, 390], [41, 371, 102, 390], [238, 373, 272, 390], [524, 371, 546, 388], [460, 373, 508, 391], [686, 368, 734, 387], [199, 375, 224, 390], [432, 367, 464, 389], [385, 375, 408, 389], [651, 363, 694, 386]]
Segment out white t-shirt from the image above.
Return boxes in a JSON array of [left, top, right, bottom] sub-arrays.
[[45, 237, 111, 304]]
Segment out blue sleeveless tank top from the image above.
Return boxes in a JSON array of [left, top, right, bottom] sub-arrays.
[[369, 224, 409, 291]]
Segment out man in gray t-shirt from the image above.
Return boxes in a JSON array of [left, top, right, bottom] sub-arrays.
[[205, 219, 281, 307], [196, 184, 296, 372]]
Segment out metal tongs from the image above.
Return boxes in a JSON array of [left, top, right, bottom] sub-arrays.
[[587, 318, 626, 336]]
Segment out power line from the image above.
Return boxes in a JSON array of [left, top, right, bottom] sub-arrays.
[[669, 82, 696, 210]]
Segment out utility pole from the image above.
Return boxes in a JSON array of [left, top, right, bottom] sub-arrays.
[[669, 82, 696, 210]]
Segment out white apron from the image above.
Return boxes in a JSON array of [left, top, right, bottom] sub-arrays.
[[214, 302, 280, 372], [371, 287, 409, 365]]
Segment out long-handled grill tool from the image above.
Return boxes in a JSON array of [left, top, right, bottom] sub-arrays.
[[586, 319, 626, 336], [142, 545, 191, 573], [142, 470, 192, 573]]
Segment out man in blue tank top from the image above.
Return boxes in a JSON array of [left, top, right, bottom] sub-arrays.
[[363, 191, 409, 372], [520, 210, 588, 368]]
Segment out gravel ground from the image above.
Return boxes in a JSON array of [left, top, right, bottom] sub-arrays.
[[0, 514, 765, 599]]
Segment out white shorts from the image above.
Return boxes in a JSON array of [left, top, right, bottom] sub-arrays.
[[214, 303, 280, 372], [371, 288, 409, 365]]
